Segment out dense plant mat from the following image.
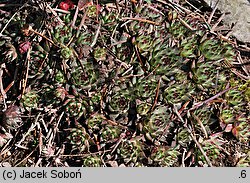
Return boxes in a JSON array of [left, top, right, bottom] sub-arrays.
[[0, 0, 249, 167]]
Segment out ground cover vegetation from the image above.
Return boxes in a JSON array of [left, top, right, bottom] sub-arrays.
[[0, 0, 249, 167]]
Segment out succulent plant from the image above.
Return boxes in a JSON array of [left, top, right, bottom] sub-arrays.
[[82, 155, 102, 167], [177, 128, 192, 147], [199, 38, 235, 62], [64, 96, 87, 119], [52, 24, 73, 45], [199, 39, 222, 61], [236, 151, 250, 167], [101, 11, 118, 31], [76, 31, 93, 47], [68, 128, 89, 152], [1, 0, 247, 167], [55, 70, 66, 84], [192, 61, 227, 92], [197, 135, 225, 166], [220, 108, 235, 124], [221, 42, 236, 62], [168, 21, 188, 40], [86, 114, 104, 133], [232, 121, 250, 143], [148, 39, 169, 68], [99, 125, 122, 143], [150, 45, 182, 75], [134, 75, 158, 101], [192, 106, 217, 135], [107, 81, 134, 120], [133, 4, 164, 34], [115, 43, 133, 63], [225, 87, 245, 108], [70, 63, 98, 90], [220, 80, 249, 139], [134, 34, 153, 54], [142, 105, 172, 142], [180, 35, 199, 58], [29, 47, 47, 71], [117, 139, 144, 164], [86, 5, 99, 18], [93, 47, 107, 61], [238, 80, 250, 102], [54, 86, 68, 101], [61, 47, 73, 60], [2, 105, 22, 131], [150, 146, 181, 167], [21, 90, 39, 111], [164, 80, 194, 105], [42, 85, 56, 105], [107, 93, 130, 118], [136, 100, 151, 116]]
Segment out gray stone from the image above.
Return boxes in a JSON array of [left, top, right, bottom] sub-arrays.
[[201, 0, 250, 43]]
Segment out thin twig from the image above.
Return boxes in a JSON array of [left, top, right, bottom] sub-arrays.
[[237, 52, 250, 76], [0, 64, 7, 110], [0, 81, 14, 101], [145, 64, 160, 79], [78, 6, 89, 31], [111, 133, 126, 154], [46, 3, 64, 25], [15, 145, 39, 167], [223, 59, 250, 80], [156, 0, 191, 14], [21, 47, 31, 95], [30, 28, 57, 47], [190, 86, 232, 111], [134, 45, 147, 73], [185, 0, 202, 13], [182, 149, 187, 167], [51, 112, 65, 144], [191, 112, 208, 139], [179, 18, 195, 31], [211, 13, 225, 32], [208, 0, 219, 24], [53, 8, 70, 14], [90, 22, 101, 47], [151, 78, 161, 111], [178, 100, 190, 114], [173, 105, 213, 167], [0, 4, 22, 7], [100, 115, 128, 130], [0, 4, 24, 35], [71, 6, 79, 27], [41, 150, 112, 158], [146, 3, 165, 16], [0, 133, 13, 156], [121, 17, 160, 25], [16, 113, 40, 147]]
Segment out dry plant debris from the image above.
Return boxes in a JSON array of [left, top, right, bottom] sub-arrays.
[[0, 0, 249, 167]]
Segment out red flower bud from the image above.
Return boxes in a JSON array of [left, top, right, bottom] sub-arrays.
[[59, 2, 70, 11], [65, 0, 74, 9], [18, 41, 31, 54], [59, 0, 74, 11]]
